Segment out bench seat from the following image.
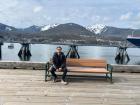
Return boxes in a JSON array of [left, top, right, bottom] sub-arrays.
[[67, 67, 109, 73]]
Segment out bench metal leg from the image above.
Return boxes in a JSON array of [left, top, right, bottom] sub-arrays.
[[106, 64, 113, 84], [45, 71, 50, 82], [45, 67, 48, 82], [105, 73, 108, 80], [105, 73, 113, 83], [110, 72, 113, 83], [45, 62, 51, 82]]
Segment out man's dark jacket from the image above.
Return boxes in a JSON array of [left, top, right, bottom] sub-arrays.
[[52, 52, 66, 69]]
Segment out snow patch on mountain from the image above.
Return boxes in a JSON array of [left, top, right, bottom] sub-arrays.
[[5, 27, 12, 31], [87, 24, 106, 34], [41, 24, 59, 31]]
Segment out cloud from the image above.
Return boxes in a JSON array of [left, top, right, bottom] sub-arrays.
[[136, 12, 140, 18], [129, 12, 140, 28], [120, 12, 132, 21], [0, 0, 139, 28], [0, 0, 18, 10], [33, 6, 43, 13]]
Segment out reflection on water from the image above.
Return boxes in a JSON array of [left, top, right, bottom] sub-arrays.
[[1, 43, 140, 65]]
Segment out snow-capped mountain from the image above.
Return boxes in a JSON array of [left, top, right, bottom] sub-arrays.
[[1, 22, 140, 38], [5, 27, 12, 31], [87, 24, 106, 34], [41, 24, 59, 31], [17, 24, 59, 33], [0, 23, 16, 31], [20, 25, 41, 33], [40, 23, 94, 36], [87, 24, 140, 37]]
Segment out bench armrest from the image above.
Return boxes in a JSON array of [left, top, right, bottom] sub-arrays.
[[107, 64, 113, 72], [46, 61, 54, 71], [45, 62, 53, 81], [45, 62, 49, 71]]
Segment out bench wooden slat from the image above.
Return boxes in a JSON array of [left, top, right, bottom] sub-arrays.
[[66, 58, 107, 61], [67, 67, 109, 73], [66, 59, 107, 67], [67, 58, 106, 62]]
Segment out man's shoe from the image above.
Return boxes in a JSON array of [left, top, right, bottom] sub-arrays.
[[61, 80, 68, 85], [53, 77, 58, 83]]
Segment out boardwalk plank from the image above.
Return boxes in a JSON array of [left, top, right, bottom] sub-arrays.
[[0, 69, 139, 105]]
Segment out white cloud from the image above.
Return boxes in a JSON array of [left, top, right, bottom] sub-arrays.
[[0, 0, 18, 10], [130, 12, 140, 28], [136, 12, 140, 18], [120, 12, 132, 21], [43, 16, 52, 21], [33, 6, 43, 13], [90, 15, 110, 25], [0, 0, 139, 29], [90, 15, 101, 23]]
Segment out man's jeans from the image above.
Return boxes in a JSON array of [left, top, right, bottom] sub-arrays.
[[50, 66, 67, 81]]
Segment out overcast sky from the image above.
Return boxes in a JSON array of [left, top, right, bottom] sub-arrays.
[[0, 0, 140, 28]]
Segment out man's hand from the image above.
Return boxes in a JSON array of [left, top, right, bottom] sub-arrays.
[[58, 68, 62, 72], [56, 69, 59, 72]]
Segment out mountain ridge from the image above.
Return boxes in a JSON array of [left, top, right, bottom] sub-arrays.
[[0, 22, 140, 37], [0, 22, 132, 46]]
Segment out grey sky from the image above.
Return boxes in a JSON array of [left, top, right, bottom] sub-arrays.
[[0, 0, 140, 28]]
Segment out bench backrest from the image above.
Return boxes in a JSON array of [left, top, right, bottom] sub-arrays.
[[66, 58, 107, 68]]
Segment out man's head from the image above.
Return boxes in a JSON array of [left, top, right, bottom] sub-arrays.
[[56, 46, 62, 54]]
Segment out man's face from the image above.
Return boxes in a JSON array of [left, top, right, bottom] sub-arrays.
[[56, 47, 62, 54]]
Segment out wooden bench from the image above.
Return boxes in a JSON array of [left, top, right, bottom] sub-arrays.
[[45, 59, 113, 83]]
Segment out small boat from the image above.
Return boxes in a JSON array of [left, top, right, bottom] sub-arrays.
[[127, 35, 140, 46], [8, 43, 14, 49]]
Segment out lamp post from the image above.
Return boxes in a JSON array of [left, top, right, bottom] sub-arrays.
[[132, 30, 135, 37]]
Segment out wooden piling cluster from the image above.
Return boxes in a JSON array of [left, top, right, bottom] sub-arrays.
[[0, 43, 3, 60], [66, 45, 80, 59], [115, 46, 130, 64], [18, 43, 32, 61]]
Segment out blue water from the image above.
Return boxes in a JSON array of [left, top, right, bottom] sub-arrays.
[[1, 43, 140, 65]]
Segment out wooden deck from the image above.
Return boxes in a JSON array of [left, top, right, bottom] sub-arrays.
[[0, 69, 140, 105]]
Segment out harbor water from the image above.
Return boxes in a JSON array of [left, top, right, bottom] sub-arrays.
[[1, 43, 140, 65]]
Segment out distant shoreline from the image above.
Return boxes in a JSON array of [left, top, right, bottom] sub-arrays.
[[3, 41, 138, 48]]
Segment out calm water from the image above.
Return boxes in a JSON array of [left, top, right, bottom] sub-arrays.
[[1, 43, 140, 65]]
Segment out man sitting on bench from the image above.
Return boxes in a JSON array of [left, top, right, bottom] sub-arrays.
[[50, 46, 67, 85]]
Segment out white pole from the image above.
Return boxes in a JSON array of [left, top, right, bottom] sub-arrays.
[[132, 30, 135, 37]]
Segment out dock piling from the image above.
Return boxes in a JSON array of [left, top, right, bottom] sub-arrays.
[[115, 46, 130, 64], [0, 43, 3, 60], [66, 45, 80, 59], [18, 43, 32, 61]]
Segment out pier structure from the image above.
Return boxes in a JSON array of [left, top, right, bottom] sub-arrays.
[[66, 45, 80, 59], [115, 46, 130, 64], [18, 43, 32, 61], [0, 43, 3, 59]]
